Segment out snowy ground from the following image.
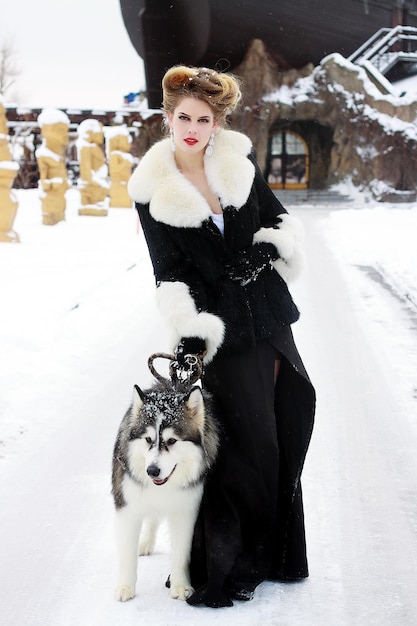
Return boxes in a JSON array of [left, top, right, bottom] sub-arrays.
[[1, 188, 417, 625]]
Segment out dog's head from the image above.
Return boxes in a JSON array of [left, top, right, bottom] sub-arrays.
[[126, 383, 207, 488]]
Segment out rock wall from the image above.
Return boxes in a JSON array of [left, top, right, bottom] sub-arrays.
[[232, 39, 417, 196]]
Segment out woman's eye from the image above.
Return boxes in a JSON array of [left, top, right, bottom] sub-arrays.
[[178, 115, 189, 121]]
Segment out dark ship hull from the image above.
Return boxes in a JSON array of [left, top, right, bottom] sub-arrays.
[[120, 0, 417, 107]]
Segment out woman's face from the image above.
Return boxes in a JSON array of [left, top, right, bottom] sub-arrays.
[[168, 97, 217, 156]]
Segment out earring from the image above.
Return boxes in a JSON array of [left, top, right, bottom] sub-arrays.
[[205, 132, 215, 157], [170, 127, 176, 153]]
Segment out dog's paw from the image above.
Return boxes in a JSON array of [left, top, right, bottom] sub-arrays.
[[114, 584, 136, 602], [170, 583, 194, 600]]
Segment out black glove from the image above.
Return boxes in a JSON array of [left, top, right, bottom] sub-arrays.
[[225, 242, 278, 286], [176, 336, 206, 368]]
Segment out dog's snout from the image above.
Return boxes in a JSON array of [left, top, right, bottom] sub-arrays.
[[147, 464, 161, 478]]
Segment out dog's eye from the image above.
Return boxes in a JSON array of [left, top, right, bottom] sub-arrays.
[[166, 438, 177, 446], [145, 436, 153, 445]]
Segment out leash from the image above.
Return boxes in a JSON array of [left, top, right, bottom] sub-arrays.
[[147, 352, 204, 391]]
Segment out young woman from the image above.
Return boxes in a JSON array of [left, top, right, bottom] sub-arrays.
[[127, 66, 316, 608]]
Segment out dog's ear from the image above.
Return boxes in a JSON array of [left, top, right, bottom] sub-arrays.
[[184, 386, 205, 432], [133, 385, 145, 413]]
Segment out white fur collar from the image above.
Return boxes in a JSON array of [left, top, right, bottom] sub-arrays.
[[127, 129, 255, 228]]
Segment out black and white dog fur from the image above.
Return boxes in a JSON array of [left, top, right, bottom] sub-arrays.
[[112, 380, 219, 602]]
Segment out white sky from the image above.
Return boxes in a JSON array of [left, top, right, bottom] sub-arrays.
[[1, 0, 146, 110]]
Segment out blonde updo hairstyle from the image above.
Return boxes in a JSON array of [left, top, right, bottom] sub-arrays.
[[162, 65, 242, 126]]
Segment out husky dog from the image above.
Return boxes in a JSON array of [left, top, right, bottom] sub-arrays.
[[112, 379, 219, 602]]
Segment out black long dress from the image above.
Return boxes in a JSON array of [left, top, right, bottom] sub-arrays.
[[188, 326, 315, 608]]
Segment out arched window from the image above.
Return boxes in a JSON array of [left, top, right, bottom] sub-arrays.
[[267, 131, 309, 189]]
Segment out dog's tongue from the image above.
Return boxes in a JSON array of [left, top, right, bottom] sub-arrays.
[[153, 477, 168, 486]]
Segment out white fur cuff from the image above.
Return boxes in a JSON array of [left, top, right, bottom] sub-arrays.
[[156, 281, 225, 363], [253, 214, 304, 282]]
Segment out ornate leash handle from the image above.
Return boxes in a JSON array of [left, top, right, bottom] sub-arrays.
[[148, 352, 203, 389]]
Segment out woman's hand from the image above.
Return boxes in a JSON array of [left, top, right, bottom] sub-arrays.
[[176, 336, 207, 367]]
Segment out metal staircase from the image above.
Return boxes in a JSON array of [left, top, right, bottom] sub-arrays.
[[348, 25, 417, 95]]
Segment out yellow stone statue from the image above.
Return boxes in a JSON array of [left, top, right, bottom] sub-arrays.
[[36, 108, 71, 226], [0, 96, 20, 242], [106, 126, 134, 208], [77, 119, 109, 216]]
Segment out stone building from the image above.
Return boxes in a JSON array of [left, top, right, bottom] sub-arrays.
[[119, 0, 417, 201], [231, 39, 417, 201]]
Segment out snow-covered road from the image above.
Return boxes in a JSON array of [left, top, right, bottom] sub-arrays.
[[1, 199, 417, 625]]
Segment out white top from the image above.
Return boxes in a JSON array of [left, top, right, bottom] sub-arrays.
[[210, 212, 225, 236]]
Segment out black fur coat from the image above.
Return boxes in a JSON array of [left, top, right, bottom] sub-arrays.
[[128, 129, 305, 361]]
